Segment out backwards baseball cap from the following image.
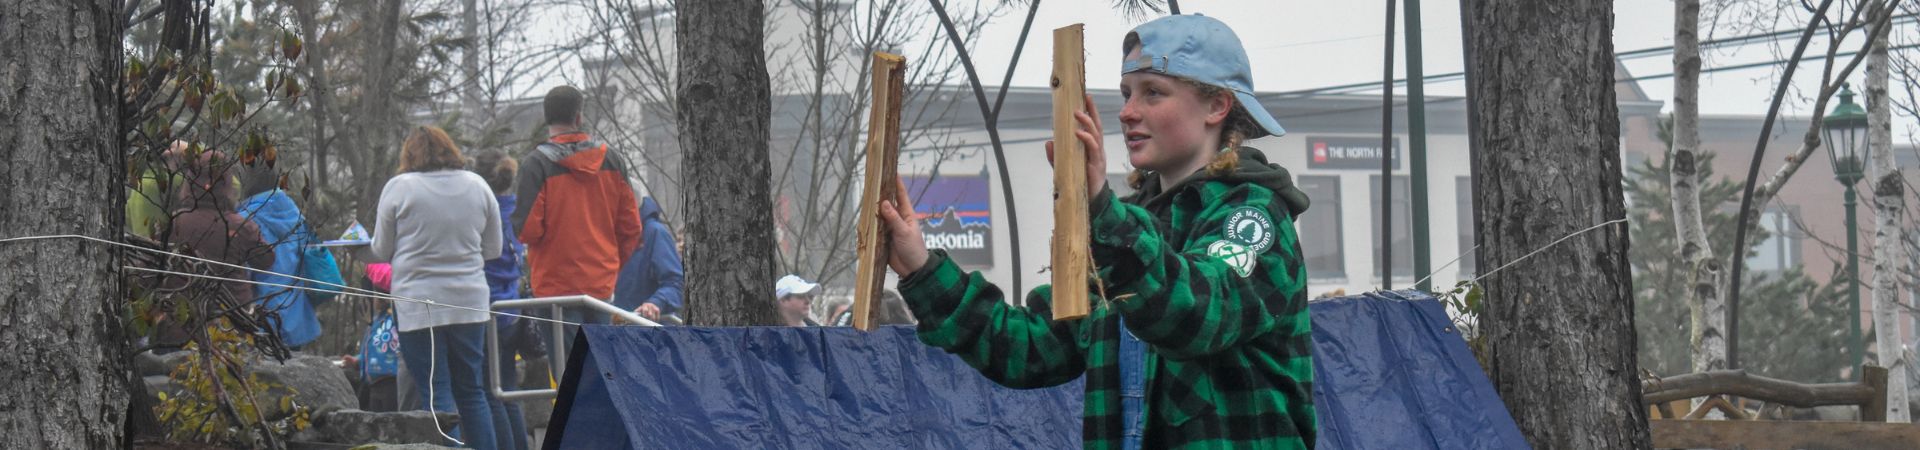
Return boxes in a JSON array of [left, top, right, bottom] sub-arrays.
[[775, 274, 820, 299], [1120, 14, 1286, 139]]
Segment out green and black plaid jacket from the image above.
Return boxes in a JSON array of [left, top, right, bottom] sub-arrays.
[[898, 149, 1315, 449]]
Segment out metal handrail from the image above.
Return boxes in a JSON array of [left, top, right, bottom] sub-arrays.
[[486, 295, 660, 402]]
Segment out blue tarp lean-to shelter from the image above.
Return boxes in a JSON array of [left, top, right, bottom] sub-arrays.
[[543, 291, 1529, 449]]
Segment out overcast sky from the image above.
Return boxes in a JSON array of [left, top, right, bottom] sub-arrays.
[[525, 0, 1915, 137], [961, 0, 1905, 123]]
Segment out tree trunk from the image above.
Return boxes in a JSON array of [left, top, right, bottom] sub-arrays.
[[352, 0, 406, 225], [291, 0, 338, 192], [677, 0, 779, 327], [1865, 11, 1910, 422], [1465, 0, 1651, 447], [0, 0, 129, 447], [1670, 0, 1727, 378]]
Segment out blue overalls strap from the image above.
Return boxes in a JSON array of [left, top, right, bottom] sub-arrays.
[[1118, 316, 1147, 450]]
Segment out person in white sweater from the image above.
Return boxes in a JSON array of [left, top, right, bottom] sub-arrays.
[[368, 125, 504, 450]]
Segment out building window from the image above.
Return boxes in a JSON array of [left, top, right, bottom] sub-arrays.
[[1457, 177, 1475, 276], [1297, 176, 1344, 279], [1370, 175, 1413, 280], [1747, 206, 1802, 274]]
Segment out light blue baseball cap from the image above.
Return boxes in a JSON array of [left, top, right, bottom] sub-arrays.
[[1121, 14, 1286, 139]]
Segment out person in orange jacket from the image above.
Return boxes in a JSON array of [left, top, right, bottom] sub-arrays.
[[511, 85, 643, 348]]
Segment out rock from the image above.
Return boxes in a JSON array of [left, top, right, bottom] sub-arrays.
[[291, 409, 460, 448], [253, 354, 358, 418], [134, 350, 190, 377], [142, 375, 181, 401]]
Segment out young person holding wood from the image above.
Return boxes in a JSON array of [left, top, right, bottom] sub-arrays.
[[876, 15, 1315, 449]]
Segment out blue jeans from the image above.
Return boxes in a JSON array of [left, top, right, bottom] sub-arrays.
[[399, 322, 499, 450]]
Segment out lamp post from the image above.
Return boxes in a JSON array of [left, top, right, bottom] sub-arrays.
[[1824, 83, 1870, 378]]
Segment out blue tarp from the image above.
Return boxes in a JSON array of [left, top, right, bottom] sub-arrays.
[[1309, 291, 1529, 449], [544, 291, 1529, 449]]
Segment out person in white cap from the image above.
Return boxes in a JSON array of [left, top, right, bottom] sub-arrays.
[[774, 274, 822, 327]]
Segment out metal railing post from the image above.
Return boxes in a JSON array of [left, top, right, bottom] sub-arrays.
[[484, 295, 661, 403]]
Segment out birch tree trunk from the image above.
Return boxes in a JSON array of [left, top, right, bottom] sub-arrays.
[[1670, 0, 1727, 378], [0, 0, 129, 447], [1466, 0, 1652, 445], [677, 0, 780, 326], [1865, 12, 1910, 421]]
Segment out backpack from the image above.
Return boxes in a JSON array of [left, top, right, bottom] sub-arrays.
[[359, 308, 401, 381], [300, 245, 345, 303]]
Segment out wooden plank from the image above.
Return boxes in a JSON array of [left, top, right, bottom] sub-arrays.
[[1050, 24, 1089, 321], [1681, 395, 1750, 420], [1653, 400, 1681, 420], [1651, 419, 1920, 449], [851, 52, 907, 331], [1864, 365, 1889, 422]]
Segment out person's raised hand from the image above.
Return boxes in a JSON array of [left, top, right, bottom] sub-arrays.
[[877, 176, 930, 275], [1045, 93, 1108, 195]]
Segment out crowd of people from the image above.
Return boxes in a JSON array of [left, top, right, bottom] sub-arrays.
[[130, 85, 925, 450]]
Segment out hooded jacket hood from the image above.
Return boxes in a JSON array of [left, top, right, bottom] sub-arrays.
[[240, 190, 306, 242], [640, 196, 663, 221], [539, 133, 610, 173], [1128, 147, 1311, 217]]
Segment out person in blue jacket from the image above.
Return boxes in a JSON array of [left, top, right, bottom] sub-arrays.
[[238, 168, 335, 350], [613, 195, 684, 322], [473, 149, 532, 450]]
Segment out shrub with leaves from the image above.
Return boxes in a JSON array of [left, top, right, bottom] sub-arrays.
[[152, 320, 311, 448], [1438, 281, 1489, 374]]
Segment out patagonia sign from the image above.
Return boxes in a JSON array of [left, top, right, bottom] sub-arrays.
[[907, 174, 994, 268]]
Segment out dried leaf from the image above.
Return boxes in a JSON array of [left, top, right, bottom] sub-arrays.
[[282, 30, 303, 61], [283, 76, 302, 100], [184, 85, 204, 112]]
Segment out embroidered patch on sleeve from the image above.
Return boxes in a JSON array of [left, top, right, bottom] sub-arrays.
[[1210, 207, 1274, 277], [1208, 241, 1257, 277]]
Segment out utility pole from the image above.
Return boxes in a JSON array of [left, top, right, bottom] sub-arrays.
[[1380, 0, 1397, 289], [1406, 0, 1433, 292]]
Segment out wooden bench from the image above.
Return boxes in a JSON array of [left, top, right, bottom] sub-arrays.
[[1642, 366, 1920, 449]]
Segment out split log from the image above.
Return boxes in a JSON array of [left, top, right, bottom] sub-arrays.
[[1050, 24, 1089, 320], [1640, 368, 1882, 410], [852, 52, 907, 331]]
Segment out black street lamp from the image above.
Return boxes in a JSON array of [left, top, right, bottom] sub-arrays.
[[1824, 83, 1870, 378]]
